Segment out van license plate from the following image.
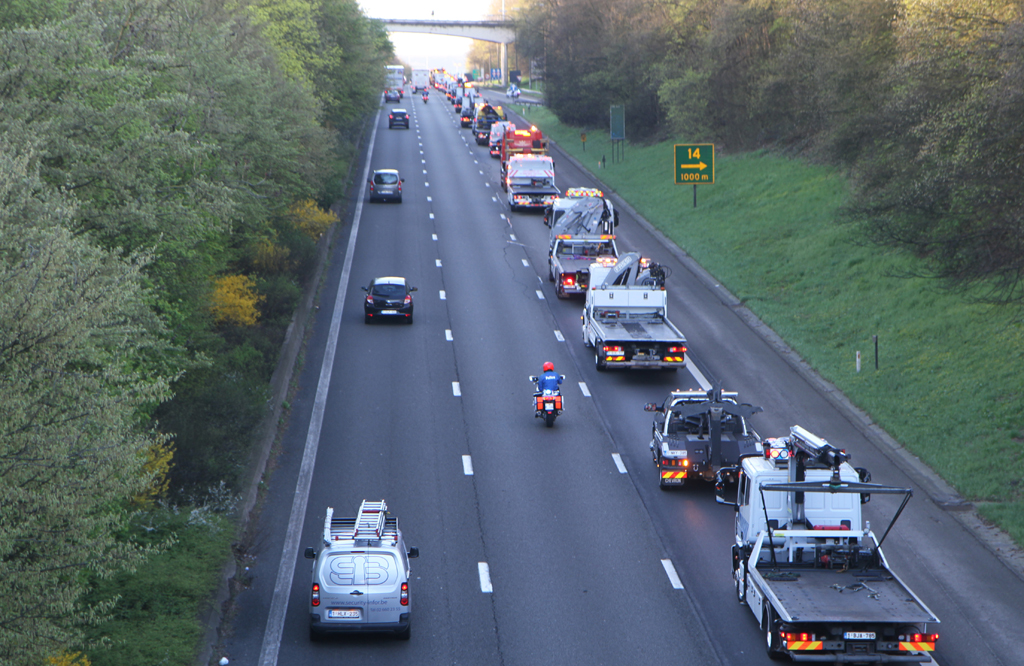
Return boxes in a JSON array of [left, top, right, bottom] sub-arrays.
[[843, 631, 875, 640], [381, 310, 397, 314], [329, 609, 360, 619]]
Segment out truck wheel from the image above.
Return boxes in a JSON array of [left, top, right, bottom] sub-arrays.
[[735, 561, 747, 605], [548, 262, 555, 282], [764, 606, 784, 660], [555, 281, 567, 299], [595, 352, 607, 372]]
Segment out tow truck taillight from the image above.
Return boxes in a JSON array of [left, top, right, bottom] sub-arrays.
[[400, 582, 409, 606], [311, 583, 320, 606], [784, 632, 816, 642], [668, 345, 687, 353], [562, 275, 575, 286], [900, 633, 939, 642]]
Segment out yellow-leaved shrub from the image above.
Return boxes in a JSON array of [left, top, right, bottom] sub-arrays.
[[289, 199, 336, 240], [211, 274, 264, 326]]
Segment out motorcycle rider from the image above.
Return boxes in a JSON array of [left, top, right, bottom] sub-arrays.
[[536, 361, 562, 394]]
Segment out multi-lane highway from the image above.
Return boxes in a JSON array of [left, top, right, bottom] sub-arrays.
[[219, 89, 1024, 666]]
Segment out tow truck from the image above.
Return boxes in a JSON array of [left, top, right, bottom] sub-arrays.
[[473, 104, 506, 145], [644, 387, 762, 489], [505, 153, 559, 212], [582, 253, 688, 370], [544, 187, 616, 229], [499, 125, 548, 185], [547, 197, 619, 297], [716, 426, 940, 662]]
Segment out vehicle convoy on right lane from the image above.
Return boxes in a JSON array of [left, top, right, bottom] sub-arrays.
[[717, 427, 940, 663]]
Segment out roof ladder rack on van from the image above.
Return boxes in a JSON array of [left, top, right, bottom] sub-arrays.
[[353, 500, 388, 540]]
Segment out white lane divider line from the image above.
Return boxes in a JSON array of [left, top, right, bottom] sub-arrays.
[[427, 196, 432, 202], [419, 150, 424, 154], [492, 196, 498, 202], [478, 562, 493, 593], [474, 160, 478, 164], [462, 455, 474, 475], [510, 234, 517, 241], [421, 159, 426, 164], [445, 329, 453, 341], [522, 259, 530, 267], [662, 559, 685, 589], [429, 213, 435, 219], [425, 182, 430, 187], [432, 234, 438, 241], [422, 169, 427, 174], [500, 214, 506, 220], [436, 259, 442, 267], [485, 182, 491, 188], [439, 290, 447, 300], [535, 290, 545, 300], [578, 382, 591, 397], [689, 359, 711, 390], [612, 453, 627, 474], [479, 170, 484, 175], [554, 330, 564, 342], [452, 382, 461, 397]]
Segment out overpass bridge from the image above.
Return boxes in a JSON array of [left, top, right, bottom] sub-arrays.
[[378, 17, 516, 85]]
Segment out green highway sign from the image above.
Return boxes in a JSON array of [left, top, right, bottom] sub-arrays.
[[674, 144, 715, 184]]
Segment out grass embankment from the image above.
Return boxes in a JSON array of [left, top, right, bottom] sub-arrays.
[[518, 106, 1024, 544]]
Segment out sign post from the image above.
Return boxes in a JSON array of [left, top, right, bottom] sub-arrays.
[[610, 105, 625, 163], [673, 143, 715, 207], [581, 132, 587, 152]]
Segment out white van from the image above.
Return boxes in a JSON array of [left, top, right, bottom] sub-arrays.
[[305, 501, 419, 640]]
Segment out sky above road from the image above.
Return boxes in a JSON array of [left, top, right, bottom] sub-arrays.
[[359, 0, 492, 73]]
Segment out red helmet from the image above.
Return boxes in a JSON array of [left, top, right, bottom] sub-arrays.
[[543, 362, 554, 372]]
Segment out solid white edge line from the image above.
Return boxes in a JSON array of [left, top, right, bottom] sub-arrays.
[[257, 100, 381, 666], [689, 360, 711, 390], [578, 381, 591, 397], [661, 559, 684, 589], [462, 455, 474, 475], [445, 329, 453, 341], [554, 330, 564, 341], [612, 453, 627, 474], [478, 562, 493, 593], [452, 381, 461, 396]]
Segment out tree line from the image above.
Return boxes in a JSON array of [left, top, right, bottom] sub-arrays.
[[513, 0, 1024, 305], [0, 0, 391, 662]]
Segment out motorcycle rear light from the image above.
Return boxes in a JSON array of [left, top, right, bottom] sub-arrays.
[[311, 583, 320, 606], [400, 582, 409, 606]]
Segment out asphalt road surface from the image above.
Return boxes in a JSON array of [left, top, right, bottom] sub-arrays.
[[218, 89, 1024, 666]]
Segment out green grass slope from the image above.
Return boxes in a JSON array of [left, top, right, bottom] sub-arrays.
[[516, 105, 1024, 544]]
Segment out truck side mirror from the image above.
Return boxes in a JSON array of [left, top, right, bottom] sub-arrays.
[[643, 402, 659, 412], [715, 468, 740, 508], [304, 547, 316, 559], [614, 210, 620, 227], [856, 467, 872, 504], [407, 547, 419, 559]]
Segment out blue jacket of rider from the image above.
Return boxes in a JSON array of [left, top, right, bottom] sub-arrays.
[[537, 370, 562, 394]]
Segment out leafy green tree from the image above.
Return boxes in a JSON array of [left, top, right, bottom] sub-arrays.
[[0, 138, 173, 665]]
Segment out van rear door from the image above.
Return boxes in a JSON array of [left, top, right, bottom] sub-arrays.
[[320, 553, 369, 625], [364, 550, 404, 625]]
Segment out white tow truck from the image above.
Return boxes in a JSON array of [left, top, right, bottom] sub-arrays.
[[716, 426, 940, 662], [547, 197, 619, 298], [582, 252, 688, 371]]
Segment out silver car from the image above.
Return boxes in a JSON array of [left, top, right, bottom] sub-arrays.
[[368, 169, 404, 203], [305, 501, 419, 640]]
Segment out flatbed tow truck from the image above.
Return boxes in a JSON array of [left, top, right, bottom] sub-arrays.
[[716, 426, 940, 662]]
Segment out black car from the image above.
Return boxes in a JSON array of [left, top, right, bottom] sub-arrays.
[[388, 108, 409, 129], [368, 169, 403, 203], [460, 106, 475, 128], [384, 89, 400, 103], [362, 277, 416, 324]]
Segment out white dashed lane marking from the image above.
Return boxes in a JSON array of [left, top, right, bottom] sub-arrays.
[[439, 290, 446, 300], [662, 559, 684, 589], [522, 259, 530, 267], [436, 259, 442, 267], [429, 213, 435, 219], [478, 563, 492, 593], [462, 455, 473, 475], [492, 197, 498, 202], [554, 330, 564, 341], [578, 382, 591, 397], [452, 382, 461, 396], [432, 234, 438, 241], [536, 290, 545, 300], [510, 234, 517, 241], [445, 329, 453, 341], [612, 453, 627, 474], [427, 196, 432, 202]]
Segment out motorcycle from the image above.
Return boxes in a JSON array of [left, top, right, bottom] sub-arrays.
[[529, 375, 565, 427], [422, 93, 429, 104]]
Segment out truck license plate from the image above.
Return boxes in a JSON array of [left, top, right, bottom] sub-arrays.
[[329, 609, 360, 619], [843, 631, 875, 640]]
